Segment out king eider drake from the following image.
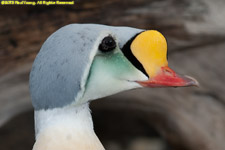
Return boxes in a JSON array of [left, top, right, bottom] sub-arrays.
[[29, 24, 198, 150]]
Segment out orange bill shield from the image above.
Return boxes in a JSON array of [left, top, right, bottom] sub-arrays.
[[131, 30, 198, 87]]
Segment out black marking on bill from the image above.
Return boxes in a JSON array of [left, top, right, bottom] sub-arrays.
[[121, 32, 149, 77]]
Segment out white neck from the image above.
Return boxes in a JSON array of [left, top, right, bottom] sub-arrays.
[[33, 103, 105, 150]]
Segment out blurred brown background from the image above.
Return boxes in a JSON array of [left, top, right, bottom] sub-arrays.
[[0, 0, 225, 150]]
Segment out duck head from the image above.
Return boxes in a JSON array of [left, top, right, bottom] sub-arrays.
[[30, 24, 198, 110]]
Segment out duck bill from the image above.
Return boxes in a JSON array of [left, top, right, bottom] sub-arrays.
[[137, 66, 199, 88]]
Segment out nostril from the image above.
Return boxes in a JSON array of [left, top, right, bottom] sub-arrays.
[[162, 66, 176, 77], [164, 69, 173, 76]]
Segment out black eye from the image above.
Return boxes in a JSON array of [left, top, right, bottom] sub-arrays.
[[99, 36, 116, 52]]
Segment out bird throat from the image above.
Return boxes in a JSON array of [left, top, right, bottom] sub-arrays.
[[33, 103, 105, 150]]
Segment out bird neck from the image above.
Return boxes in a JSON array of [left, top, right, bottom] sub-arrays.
[[33, 103, 105, 150]]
